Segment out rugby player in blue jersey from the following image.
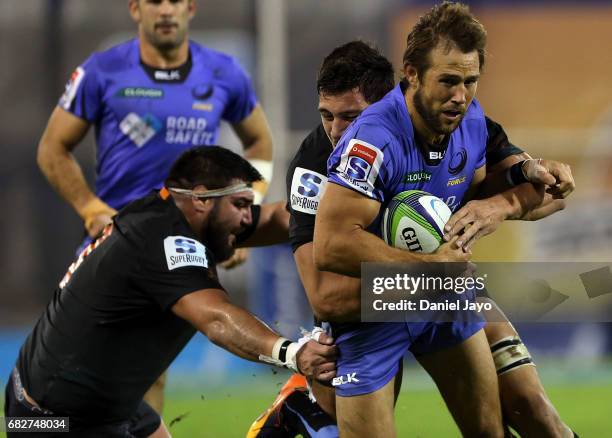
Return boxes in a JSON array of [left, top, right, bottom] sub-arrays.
[[36, 0, 273, 412], [250, 38, 576, 437], [313, 3, 576, 437]]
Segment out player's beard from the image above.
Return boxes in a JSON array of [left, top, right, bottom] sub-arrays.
[[414, 87, 461, 137], [202, 204, 236, 263], [147, 23, 187, 52]]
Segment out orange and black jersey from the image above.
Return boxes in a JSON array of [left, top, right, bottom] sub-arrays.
[[285, 118, 523, 252], [17, 190, 222, 423]]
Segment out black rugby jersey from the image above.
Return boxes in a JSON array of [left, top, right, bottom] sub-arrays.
[[17, 189, 222, 423]]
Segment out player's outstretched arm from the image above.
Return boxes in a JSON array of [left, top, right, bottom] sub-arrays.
[[37, 107, 116, 237], [172, 288, 337, 382], [233, 104, 274, 202], [314, 183, 469, 277]]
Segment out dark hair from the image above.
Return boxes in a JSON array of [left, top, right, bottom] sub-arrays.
[[165, 146, 262, 190], [402, 1, 487, 78], [317, 40, 395, 104]]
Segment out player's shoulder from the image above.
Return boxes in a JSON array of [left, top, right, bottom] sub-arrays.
[[290, 124, 331, 173], [114, 192, 192, 248], [347, 86, 404, 146], [84, 39, 138, 74], [463, 97, 485, 122], [190, 41, 241, 70]]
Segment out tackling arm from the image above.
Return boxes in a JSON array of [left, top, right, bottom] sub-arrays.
[[37, 107, 116, 237], [172, 288, 337, 380]]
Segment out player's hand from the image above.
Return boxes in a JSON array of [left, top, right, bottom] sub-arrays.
[[432, 235, 472, 262], [523, 159, 575, 199], [296, 333, 337, 383], [86, 213, 115, 238], [79, 197, 117, 238], [219, 248, 249, 269], [443, 198, 508, 251]]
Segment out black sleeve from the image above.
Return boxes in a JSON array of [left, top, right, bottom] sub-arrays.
[[136, 234, 224, 310], [286, 126, 329, 253], [235, 205, 261, 245], [485, 116, 525, 167]]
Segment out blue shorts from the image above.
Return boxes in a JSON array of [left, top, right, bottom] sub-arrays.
[[331, 320, 484, 397]]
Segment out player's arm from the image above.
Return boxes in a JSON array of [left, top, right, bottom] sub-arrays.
[[237, 201, 290, 247], [232, 104, 274, 202], [172, 287, 337, 380], [444, 164, 547, 249], [295, 242, 361, 322], [314, 183, 469, 277], [37, 107, 116, 237]]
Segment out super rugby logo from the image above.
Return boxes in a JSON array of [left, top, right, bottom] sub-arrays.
[[337, 139, 384, 197], [164, 236, 209, 271], [290, 167, 327, 215], [59, 66, 85, 110]]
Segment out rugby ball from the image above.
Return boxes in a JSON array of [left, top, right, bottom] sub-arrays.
[[382, 190, 451, 253]]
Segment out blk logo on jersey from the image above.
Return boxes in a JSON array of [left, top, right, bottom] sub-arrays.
[[337, 139, 384, 197], [332, 372, 360, 386], [164, 236, 209, 271], [290, 167, 327, 215]]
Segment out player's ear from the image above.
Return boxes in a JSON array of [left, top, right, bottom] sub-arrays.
[[404, 65, 419, 89], [128, 0, 141, 23], [188, 0, 196, 20]]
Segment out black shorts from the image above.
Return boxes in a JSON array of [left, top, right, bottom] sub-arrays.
[[4, 368, 161, 438]]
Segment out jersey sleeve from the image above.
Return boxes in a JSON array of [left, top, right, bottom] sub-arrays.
[[221, 58, 258, 124], [58, 55, 103, 122], [135, 234, 224, 310], [286, 136, 328, 252], [485, 116, 525, 166], [327, 123, 396, 203]]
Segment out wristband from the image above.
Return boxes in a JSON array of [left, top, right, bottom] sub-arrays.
[[259, 337, 300, 373], [506, 160, 529, 187]]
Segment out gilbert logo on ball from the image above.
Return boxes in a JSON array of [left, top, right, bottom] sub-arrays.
[[382, 190, 451, 253]]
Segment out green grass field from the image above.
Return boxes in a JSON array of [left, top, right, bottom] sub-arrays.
[[2, 365, 611, 437]]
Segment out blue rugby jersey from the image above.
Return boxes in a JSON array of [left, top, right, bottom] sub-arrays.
[[59, 38, 257, 210], [327, 84, 487, 231]]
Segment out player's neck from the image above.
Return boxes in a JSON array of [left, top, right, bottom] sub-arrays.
[[404, 94, 445, 145], [139, 37, 190, 69]]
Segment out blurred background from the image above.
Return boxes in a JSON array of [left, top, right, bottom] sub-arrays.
[[1, 0, 611, 436]]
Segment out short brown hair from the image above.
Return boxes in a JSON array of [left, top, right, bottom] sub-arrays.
[[402, 1, 487, 77]]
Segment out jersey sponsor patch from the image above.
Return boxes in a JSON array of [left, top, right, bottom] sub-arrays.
[[290, 167, 327, 215], [59, 66, 85, 110], [163, 236, 209, 270], [119, 112, 161, 147], [336, 139, 384, 197]]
